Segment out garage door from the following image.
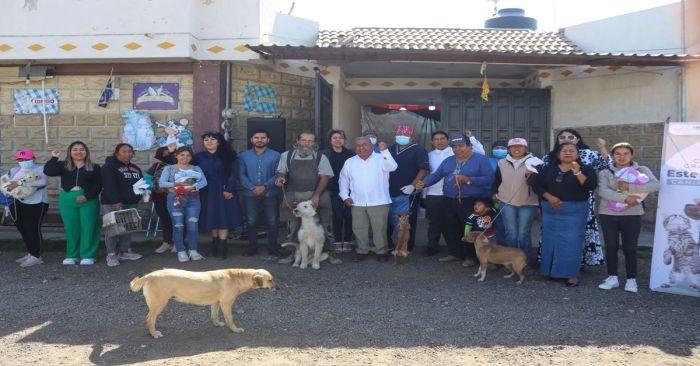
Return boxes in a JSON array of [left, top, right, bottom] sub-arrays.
[[441, 88, 550, 157]]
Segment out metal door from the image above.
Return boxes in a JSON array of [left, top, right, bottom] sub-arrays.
[[315, 69, 333, 150], [440, 88, 550, 157]]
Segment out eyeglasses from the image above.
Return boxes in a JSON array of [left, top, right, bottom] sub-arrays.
[[555, 171, 565, 183], [558, 135, 577, 141]]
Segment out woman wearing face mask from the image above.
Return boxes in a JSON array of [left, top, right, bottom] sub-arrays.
[[101, 143, 144, 267], [538, 128, 610, 267], [7, 149, 49, 267], [44, 141, 102, 265]]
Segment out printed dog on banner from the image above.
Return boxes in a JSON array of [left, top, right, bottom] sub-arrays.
[[243, 84, 278, 113], [14, 89, 59, 114]]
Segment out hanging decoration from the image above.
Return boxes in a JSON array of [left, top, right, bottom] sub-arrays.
[[243, 84, 278, 113], [121, 110, 156, 151], [480, 61, 490, 102], [133, 83, 179, 110], [13, 88, 59, 114]]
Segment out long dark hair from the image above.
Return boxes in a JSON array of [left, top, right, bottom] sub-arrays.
[[65, 140, 94, 172], [201, 132, 236, 177], [547, 128, 590, 161]]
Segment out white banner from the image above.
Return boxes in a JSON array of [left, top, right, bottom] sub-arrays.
[[650, 122, 700, 297]]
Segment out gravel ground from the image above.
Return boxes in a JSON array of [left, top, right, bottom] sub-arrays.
[[1, 241, 699, 365]]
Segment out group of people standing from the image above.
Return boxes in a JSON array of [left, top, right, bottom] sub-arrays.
[[7, 124, 660, 292]]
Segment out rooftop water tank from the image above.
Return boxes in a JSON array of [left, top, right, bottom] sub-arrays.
[[484, 8, 537, 30]]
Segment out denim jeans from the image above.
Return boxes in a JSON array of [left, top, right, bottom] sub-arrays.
[[166, 193, 201, 252], [329, 191, 353, 243], [243, 195, 279, 250], [499, 204, 537, 261]]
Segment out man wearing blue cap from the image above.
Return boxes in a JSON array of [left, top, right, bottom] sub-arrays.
[[416, 135, 494, 265]]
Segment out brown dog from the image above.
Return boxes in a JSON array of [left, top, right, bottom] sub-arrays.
[[392, 212, 410, 263], [129, 268, 278, 338], [466, 231, 527, 284]]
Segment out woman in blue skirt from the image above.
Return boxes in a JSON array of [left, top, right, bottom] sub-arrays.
[[534, 142, 597, 287], [195, 132, 243, 258]]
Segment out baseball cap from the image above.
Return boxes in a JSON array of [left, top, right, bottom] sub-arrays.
[[449, 135, 471, 146], [15, 149, 35, 160], [507, 138, 528, 147]]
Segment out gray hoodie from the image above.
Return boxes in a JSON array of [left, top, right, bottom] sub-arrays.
[[597, 162, 660, 216]]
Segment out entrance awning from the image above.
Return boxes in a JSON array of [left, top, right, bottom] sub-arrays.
[[248, 44, 695, 67]]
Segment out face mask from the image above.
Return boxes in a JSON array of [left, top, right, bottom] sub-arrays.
[[492, 150, 508, 159], [18, 161, 34, 169], [395, 136, 410, 145], [369, 137, 377, 145]]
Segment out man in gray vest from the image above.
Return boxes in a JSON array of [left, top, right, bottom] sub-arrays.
[[275, 131, 342, 264]]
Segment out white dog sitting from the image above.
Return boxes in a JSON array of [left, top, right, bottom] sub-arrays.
[[283, 200, 329, 270], [0, 172, 41, 200]]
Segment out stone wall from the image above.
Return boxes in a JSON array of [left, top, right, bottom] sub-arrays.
[[228, 62, 315, 152], [0, 74, 193, 205], [556, 122, 663, 224]]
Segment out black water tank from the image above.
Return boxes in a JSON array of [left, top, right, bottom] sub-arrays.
[[484, 8, 537, 30]]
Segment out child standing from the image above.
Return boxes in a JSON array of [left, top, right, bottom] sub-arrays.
[[462, 198, 497, 267]]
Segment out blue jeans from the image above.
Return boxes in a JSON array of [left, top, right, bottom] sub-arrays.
[[243, 195, 279, 250], [167, 193, 201, 252], [499, 204, 537, 261]]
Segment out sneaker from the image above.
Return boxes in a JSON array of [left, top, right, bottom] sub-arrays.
[[63, 258, 78, 265], [328, 254, 343, 265], [155, 242, 174, 254], [118, 250, 143, 261], [461, 259, 477, 267], [189, 250, 204, 261], [171, 245, 177, 253], [332, 242, 344, 253], [20, 255, 43, 267], [624, 279, 638, 293], [80, 258, 96, 266], [598, 276, 620, 290], [16, 254, 30, 263], [106, 254, 120, 267], [177, 251, 190, 262]]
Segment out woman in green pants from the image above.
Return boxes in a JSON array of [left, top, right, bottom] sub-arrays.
[[44, 141, 102, 265]]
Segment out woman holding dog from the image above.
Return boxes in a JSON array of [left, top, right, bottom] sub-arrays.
[[534, 142, 597, 287], [160, 146, 208, 262], [44, 141, 102, 265], [597, 143, 659, 293], [101, 143, 145, 267], [6, 149, 49, 267], [195, 132, 243, 259]]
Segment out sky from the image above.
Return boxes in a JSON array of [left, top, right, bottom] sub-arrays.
[[283, 0, 680, 31]]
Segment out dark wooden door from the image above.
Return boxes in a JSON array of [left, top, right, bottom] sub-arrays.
[[440, 88, 550, 157], [315, 70, 333, 150]]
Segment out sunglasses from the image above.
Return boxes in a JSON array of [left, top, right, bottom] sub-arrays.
[[555, 171, 565, 183], [558, 135, 577, 141]]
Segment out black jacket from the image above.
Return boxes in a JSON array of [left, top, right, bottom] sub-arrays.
[[100, 156, 143, 205], [44, 157, 102, 199], [321, 147, 354, 192]]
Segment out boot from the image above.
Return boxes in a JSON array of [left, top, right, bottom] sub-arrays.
[[219, 238, 228, 259], [211, 238, 219, 257]]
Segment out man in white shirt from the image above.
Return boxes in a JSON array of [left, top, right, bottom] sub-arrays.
[[423, 131, 453, 256], [339, 137, 397, 262]]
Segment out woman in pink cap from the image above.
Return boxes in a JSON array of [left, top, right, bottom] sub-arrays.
[[5, 149, 49, 267]]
